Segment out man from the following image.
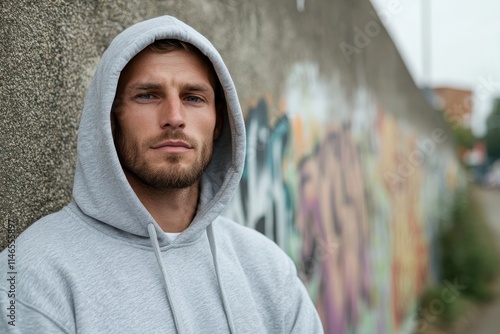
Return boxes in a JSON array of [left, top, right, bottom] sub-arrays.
[[0, 16, 323, 333]]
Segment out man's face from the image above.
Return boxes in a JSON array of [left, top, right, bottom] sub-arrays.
[[113, 47, 221, 189]]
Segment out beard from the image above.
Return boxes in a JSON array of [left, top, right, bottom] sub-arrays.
[[115, 129, 213, 189]]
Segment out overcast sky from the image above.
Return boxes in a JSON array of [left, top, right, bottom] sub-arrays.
[[370, 0, 500, 135]]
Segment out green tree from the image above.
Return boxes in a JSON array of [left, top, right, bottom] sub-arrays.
[[453, 124, 475, 150], [437, 108, 475, 150]]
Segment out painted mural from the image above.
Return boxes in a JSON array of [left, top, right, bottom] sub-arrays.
[[225, 63, 460, 333]]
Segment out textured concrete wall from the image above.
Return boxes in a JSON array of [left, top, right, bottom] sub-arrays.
[[1, 0, 460, 333]]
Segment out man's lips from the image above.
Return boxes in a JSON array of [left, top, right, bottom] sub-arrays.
[[151, 140, 193, 152]]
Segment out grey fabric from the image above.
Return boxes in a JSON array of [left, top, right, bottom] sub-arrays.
[[0, 16, 323, 333]]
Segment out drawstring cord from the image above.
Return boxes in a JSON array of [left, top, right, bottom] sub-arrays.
[[147, 223, 184, 334], [147, 222, 235, 334], [207, 224, 236, 333]]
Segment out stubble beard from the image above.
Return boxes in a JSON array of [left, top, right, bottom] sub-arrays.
[[115, 130, 213, 189]]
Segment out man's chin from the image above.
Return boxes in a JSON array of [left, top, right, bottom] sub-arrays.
[[137, 164, 204, 189]]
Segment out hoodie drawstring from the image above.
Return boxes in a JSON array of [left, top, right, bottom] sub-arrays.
[[147, 222, 235, 334], [147, 223, 185, 333], [207, 223, 236, 333]]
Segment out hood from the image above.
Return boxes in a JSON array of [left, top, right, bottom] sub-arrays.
[[72, 15, 246, 246]]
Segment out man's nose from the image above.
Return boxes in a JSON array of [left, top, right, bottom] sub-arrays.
[[160, 96, 186, 129]]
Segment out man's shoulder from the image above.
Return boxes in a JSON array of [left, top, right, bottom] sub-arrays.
[[10, 203, 83, 248], [0, 205, 81, 331], [1, 203, 88, 267], [0, 202, 99, 295]]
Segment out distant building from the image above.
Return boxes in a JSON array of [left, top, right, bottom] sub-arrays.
[[432, 87, 473, 127]]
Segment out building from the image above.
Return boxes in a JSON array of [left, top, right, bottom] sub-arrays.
[[432, 87, 473, 127]]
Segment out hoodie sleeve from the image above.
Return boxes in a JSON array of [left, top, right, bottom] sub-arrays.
[[0, 290, 71, 334], [283, 264, 324, 334]]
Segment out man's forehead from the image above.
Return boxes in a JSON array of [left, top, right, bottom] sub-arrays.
[[120, 47, 217, 89]]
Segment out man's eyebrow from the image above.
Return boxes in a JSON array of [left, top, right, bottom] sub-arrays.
[[127, 83, 164, 91], [125, 82, 213, 93], [181, 83, 213, 92]]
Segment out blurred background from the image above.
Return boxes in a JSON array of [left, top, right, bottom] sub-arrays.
[[372, 0, 500, 185], [1, 0, 500, 333], [369, 1, 500, 333]]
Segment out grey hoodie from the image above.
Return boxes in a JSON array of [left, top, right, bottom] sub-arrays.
[[0, 16, 323, 333]]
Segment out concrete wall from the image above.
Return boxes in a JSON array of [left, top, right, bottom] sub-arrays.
[[1, 0, 461, 332]]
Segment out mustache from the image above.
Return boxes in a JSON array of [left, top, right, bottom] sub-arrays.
[[145, 131, 197, 149]]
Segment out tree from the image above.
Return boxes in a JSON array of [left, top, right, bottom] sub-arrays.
[[437, 108, 475, 150]]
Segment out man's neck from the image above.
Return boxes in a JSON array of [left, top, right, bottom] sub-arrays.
[[125, 174, 199, 233]]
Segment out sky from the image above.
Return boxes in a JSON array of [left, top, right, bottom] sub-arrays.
[[370, 0, 500, 136]]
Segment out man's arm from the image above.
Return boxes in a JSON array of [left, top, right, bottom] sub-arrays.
[[283, 263, 324, 333], [0, 289, 71, 334]]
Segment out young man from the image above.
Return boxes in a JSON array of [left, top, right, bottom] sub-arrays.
[[0, 16, 323, 333]]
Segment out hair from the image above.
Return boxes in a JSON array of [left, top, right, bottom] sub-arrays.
[[146, 39, 226, 119]]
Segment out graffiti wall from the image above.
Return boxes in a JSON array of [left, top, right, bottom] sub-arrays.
[[225, 63, 460, 333]]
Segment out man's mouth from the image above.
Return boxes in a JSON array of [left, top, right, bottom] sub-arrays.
[[151, 140, 193, 153]]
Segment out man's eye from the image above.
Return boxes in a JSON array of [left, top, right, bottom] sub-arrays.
[[136, 93, 154, 100], [185, 96, 202, 103]]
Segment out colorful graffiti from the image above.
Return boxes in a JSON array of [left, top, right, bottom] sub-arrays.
[[225, 63, 460, 333], [224, 99, 293, 248]]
